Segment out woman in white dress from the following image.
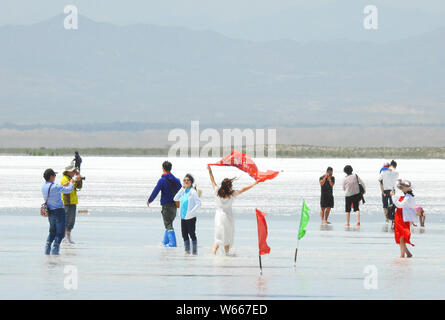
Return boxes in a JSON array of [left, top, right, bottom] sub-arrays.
[[207, 165, 259, 255]]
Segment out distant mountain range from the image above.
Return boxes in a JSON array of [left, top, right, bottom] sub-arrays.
[[0, 14, 444, 129]]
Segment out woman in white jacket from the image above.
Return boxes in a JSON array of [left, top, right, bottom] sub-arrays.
[[174, 174, 201, 255], [391, 180, 416, 258]]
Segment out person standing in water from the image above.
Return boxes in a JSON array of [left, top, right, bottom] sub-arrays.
[[61, 163, 83, 244], [343, 165, 366, 227], [319, 167, 335, 224], [207, 165, 259, 255], [391, 180, 416, 258], [41, 168, 74, 255], [174, 174, 201, 255], [379, 160, 399, 223], [147, 161, 182, 247]]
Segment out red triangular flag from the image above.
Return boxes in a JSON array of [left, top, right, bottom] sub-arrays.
[[209, 150, 279, 182], [256, 209, 271, 255]]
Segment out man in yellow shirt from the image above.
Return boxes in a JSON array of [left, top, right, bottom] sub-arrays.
[[61, 162, 82, 244]]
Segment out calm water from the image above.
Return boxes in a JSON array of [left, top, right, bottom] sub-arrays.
[[0, 156, 445, 299]]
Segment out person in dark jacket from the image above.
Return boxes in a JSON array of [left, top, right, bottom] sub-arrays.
[[147, 161, 181, 247], [73, 151, 82, 171]]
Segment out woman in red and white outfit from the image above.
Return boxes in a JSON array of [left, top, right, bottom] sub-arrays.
[[391, 180, 417, 258]]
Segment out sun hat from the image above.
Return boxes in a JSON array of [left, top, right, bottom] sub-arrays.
[[64, 162, 76, 172], [397, 179, 412, 191]]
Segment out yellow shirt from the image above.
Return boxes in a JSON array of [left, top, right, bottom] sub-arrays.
[[60, 175, 82, 205]]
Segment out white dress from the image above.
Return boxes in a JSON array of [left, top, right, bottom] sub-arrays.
[[214, 188, 240, 247]]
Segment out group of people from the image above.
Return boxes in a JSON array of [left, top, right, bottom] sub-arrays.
[[41, 156, 426, 258], [41, 152, 83, 255], [146, 161, 259, 256], [318, 160, 425, 258]]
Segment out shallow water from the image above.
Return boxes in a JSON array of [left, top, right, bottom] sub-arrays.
[[1, 156, 445, 299]]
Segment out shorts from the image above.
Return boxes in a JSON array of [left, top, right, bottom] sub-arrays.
[[345, 193, 361, 213], [382, 190, 394, 209], [320, 194, 334, 208]]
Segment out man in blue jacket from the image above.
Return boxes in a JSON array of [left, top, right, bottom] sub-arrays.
[[147, 161, 181, 247]]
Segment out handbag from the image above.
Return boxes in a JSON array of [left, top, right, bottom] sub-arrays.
[[387, 204, 396, 220], [356, 174, 366, 204], [165, 178, 180, 208], [40, 183, 53, 217]]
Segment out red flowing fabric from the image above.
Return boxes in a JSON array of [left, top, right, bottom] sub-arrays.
[[209, 150, 279, 182], [394, 196, 415, 246], [256, 209, 271, 255]]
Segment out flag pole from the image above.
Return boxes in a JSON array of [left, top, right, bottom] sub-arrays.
[[259, 255, 263, 275], [293, 239, 300, 266]]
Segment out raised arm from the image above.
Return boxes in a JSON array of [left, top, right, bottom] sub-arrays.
[[238, 180, 259, 196], [207, 165, 217, 190]]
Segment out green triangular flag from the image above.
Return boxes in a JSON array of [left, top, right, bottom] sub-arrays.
[[298, 200, 310, 240]]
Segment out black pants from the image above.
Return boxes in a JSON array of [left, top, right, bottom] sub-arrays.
[[345, 193, 362, 213], [181, 217, 197, 241]]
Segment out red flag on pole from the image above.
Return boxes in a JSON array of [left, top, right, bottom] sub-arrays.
[[209, 150, 279, 182], [256, 209, 271, 255]]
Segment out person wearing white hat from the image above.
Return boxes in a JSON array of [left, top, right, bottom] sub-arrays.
[[60, 162, 83, 244], [390, 179, 416, 258]]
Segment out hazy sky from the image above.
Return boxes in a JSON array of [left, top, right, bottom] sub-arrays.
[[3, 1, 445, 27]]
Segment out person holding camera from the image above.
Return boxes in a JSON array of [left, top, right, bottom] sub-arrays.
[[319, 167, 335, 224], [41, 168, 75, 255], [61, 162, 83, 244]]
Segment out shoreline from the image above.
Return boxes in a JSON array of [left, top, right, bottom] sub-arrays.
[[1, 145, 445, 159]]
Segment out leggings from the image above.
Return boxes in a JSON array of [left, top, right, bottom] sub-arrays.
[[181, 217, 197, 241]]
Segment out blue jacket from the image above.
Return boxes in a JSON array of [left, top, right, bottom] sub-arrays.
[[148, 173, 181, 205]]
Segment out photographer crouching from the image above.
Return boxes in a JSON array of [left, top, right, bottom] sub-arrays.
[[61, 162, 84, 244]]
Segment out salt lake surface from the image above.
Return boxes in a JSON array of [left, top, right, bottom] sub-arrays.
[[0, 156, 445, 299]]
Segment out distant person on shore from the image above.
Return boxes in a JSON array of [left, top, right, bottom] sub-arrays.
[[343, 165, 366, 227], [174, 174, 201, 255], [73, 151, 82, 171], [391, 180, 416, 258], [61, 163, 83, 244], [41, 168, 74, 255], [319, 167, 335, 224], [207, 165, 259, 255], [147, 161, 182, 247], [379, 160, 399, 223]]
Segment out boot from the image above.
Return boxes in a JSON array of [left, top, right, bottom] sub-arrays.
[[192, 240, 198, 255], [166, 230, 177, 247], [162, 230, 169, 246], [66, 231, 75, 244], [51, 242, 60, 255], [184, 240, 191, 254], [44, 242, 51, 255]]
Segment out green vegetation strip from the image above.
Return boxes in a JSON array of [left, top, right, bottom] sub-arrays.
[[0, 145, 444, 159]]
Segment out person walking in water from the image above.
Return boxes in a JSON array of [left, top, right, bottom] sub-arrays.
[[147, 161, 182, 247], [207, 165, 259, 255], [174, 174, 201, 255], [391, 180, 417, 258], [61, 163, 83, 244], [319, 167, 335, 224], [378, 160, 399, 223], [343, 165, 366, 227], [41, 168, 75, 255]]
